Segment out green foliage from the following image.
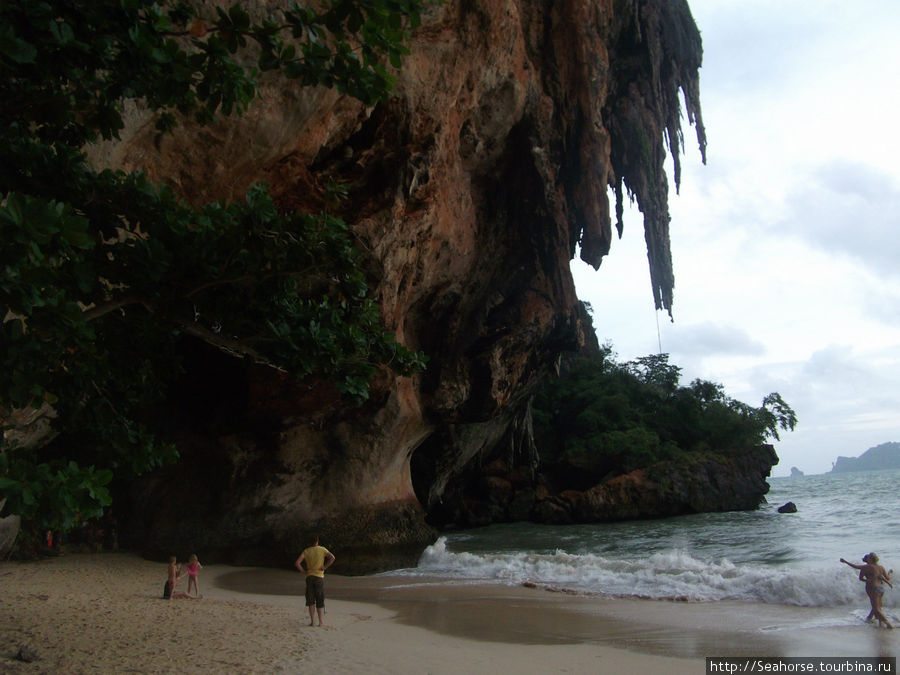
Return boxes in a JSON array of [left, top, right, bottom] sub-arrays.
[[532, 348, 796, 482], [0, 451, 113, 531], [0, 0, 424, 144], [0, 0, 427, 528], [623, 353, 681, 396]]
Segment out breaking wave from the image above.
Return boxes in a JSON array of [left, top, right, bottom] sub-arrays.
[[390, 537, 893, 608]]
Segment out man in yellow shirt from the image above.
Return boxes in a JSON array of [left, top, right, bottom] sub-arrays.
[[295, 535, 335, 626]]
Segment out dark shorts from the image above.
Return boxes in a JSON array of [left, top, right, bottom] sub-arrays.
[[305, 576, 325, 608]]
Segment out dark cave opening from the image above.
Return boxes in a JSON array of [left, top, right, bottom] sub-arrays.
[[166, 336, 251, 435]]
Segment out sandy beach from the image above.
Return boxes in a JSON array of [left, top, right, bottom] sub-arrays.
[[0, 553, 895, 673]]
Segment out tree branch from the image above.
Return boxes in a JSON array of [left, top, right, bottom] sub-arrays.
[[81, 296, 150, 321], [172, 317, 279, 369]]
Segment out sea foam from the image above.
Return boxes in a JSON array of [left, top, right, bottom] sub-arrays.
[[391, 536, 894, 608]]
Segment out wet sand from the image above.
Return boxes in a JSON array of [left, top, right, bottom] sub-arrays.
[[1, 553, 895, 673], [220, 567, 898, 659]]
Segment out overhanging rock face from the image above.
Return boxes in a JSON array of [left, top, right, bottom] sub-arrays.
[[112, 0, 705, 573]]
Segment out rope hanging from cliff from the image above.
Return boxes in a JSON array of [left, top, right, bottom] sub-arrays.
[[656, 308, 663, 355]]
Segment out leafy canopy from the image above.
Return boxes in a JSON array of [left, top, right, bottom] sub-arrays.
[[532, 347, 797, 480], [0, 0, 426, 531]]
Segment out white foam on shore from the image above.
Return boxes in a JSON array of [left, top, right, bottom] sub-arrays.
[[386, 537, 897, 609]]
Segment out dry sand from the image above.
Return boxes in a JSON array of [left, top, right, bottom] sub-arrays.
[[1, 552, 895, 673], [0, 553, 703, 673]]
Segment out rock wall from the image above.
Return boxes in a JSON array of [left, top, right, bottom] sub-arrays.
[[427, 445, 778, 529], [110, 0, 706, 573]]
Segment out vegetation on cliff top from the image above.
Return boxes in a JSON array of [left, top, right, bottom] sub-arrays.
[[0, 0, 426, 532], [532, 345, 796, 483]]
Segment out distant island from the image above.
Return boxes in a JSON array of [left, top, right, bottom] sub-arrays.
[[790, 467, 805, 477], [831, 442, 900, 473]]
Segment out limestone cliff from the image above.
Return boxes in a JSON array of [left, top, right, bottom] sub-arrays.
[[426, 445, 778, 528], [110, 0, 706, 573], [831, 442, 900, 473]]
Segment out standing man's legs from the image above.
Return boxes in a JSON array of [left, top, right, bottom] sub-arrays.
[[314, 576, 326, 625], [305, 576, 318, 626], [305, 576, 326, 626]]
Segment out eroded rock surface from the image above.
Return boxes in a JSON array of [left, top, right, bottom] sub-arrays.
[[113, 0, 706, 573], [428, 445, 778, 528]]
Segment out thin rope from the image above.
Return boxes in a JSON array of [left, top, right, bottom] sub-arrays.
[[656, 309, 663, 354]]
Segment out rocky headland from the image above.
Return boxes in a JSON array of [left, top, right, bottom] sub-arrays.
[[72, 0, 783, 574], [426, 445, 778, 529], [831, 442, 900, 473]]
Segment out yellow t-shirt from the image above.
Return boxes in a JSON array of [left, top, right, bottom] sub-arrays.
[[302, 545, 331, 578]]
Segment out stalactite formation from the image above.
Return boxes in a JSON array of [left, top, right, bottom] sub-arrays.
[[599, 0, 706, 316]]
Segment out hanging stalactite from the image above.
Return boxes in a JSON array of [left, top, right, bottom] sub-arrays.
[[582, 0, 706, 318]]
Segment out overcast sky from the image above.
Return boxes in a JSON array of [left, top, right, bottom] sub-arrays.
[[572, 0, 900, 476]]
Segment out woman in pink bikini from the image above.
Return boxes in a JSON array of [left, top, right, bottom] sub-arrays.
[[185, 553, 203, 598]]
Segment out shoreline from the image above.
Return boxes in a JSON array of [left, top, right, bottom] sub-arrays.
[[219, 567, 898, 658], [1, 553, 895, 673]]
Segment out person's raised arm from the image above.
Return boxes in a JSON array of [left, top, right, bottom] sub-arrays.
[[841, 558, 864, 570], [295, 553, 307, 573], [324, 551, 335, 571]]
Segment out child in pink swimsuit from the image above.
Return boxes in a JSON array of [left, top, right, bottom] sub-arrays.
[[185, 554, 203, 597]]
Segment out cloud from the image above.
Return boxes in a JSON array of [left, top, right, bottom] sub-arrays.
[[814, 161, 899, 201], [747, 345, 900, 433], [695, 1, 823, 98], [667, 322, 766, 358], [860, 285, 900, 327], [745, 344, 900, 474], [770, 160, 900, 277]]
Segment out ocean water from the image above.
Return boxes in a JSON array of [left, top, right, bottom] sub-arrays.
[[385, 469, 900, 611]]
